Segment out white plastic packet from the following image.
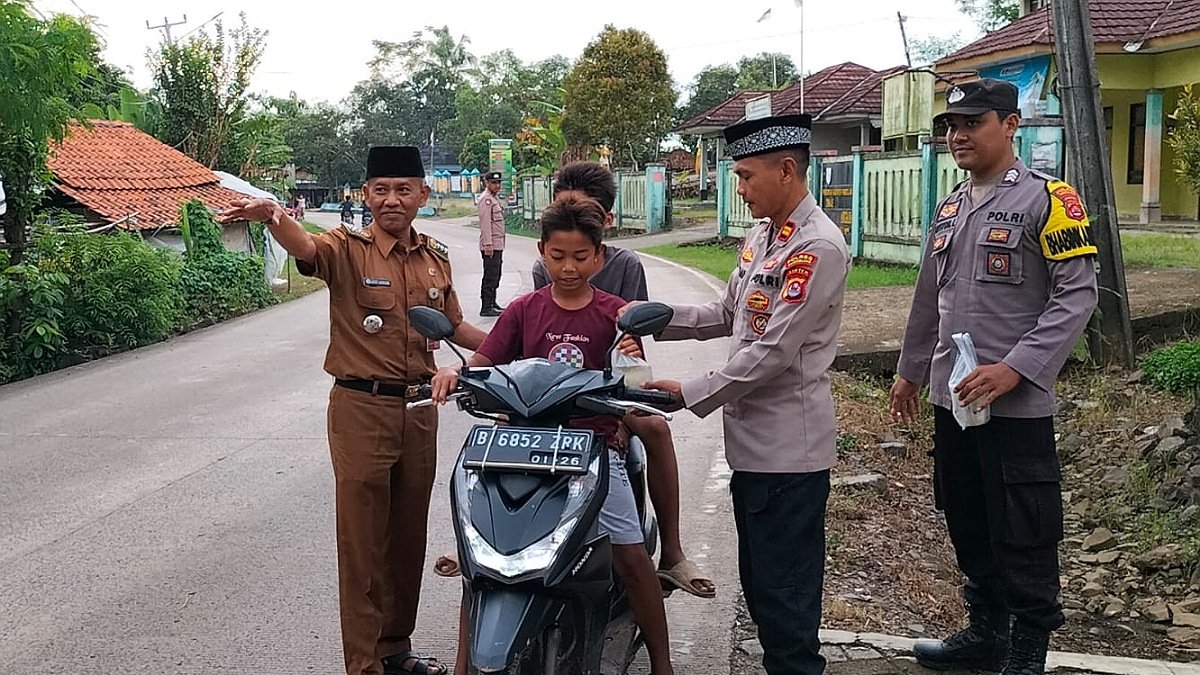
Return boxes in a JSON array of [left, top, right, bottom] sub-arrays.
[[613, 350, 653, 388], [948, 332, 991, 429]]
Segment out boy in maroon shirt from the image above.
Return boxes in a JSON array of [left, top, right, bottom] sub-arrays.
[[431, 196, 674, 675]]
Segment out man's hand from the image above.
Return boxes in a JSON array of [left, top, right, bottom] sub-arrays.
[[616, 301, 644, 321], [617, 335, 643, 359], [889, 377, 922, 425], [219, 198, 281, 225], [483, 246, 494, 257], [955, 362, 1021, 411], [430, 365, 462, 404], [642, 379, 684, 412]]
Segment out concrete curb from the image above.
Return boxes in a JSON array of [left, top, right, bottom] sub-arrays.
[[819, 629, 1200, 674]]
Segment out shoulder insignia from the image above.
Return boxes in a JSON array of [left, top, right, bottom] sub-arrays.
[[1001, 167, 1021, 185], [421, 233, 450, 262], [1040, 180, 1097, 261]]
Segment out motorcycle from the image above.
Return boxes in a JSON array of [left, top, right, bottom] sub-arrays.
[[407, 303, 679, 675]]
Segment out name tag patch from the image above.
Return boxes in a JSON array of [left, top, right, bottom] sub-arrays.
[[751, 273, 781, 288], [363, 277, 392, 287], [987, 228, 1011, 244], [747, 290, 771, 312]]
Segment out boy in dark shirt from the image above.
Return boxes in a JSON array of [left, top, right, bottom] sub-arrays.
[[532, 162, 714, 599], [431, 196, 674, 675]]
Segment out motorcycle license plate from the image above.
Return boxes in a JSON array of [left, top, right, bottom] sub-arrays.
[[461, 425, 592, 474]]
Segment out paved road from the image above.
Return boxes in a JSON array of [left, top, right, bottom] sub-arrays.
[[0, 215, 738, 674]]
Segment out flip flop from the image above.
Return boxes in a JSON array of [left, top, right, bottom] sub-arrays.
[[657, 559, 716, 599], [433, 552, 460, 577], [381, 650, 446, 675]]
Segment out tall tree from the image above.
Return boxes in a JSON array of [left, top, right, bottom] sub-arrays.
[[149, 12, 267, 169], [736, 52, 798, 90], [459, 130, 498, 174], [370, 25, 479, 162], [910, 34, 966, 64], [956, 0, 1020, 31], [562, 25, 675, 169], [1168, 85, 1200, 197], [0, 0, 101, 263], [679, 65, 740, 123]]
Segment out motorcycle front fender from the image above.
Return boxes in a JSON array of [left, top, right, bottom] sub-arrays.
[[467, 587, 566, 672]]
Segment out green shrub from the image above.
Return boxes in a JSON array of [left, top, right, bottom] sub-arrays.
[[176, 200, 275, 328], [34, 227, 183, 355], [1141, 341, 1200, 396], [0, 263, 70, 381]]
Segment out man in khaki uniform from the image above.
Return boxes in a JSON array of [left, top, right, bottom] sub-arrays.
[[891, 79, 1097, 675], [221, 146, 486, 675], [477, 171, 506, 317], [640, 114, 850, 675]]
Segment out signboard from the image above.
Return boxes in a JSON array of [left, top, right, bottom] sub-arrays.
[[745, 95, 772, 121], [488, 139, 515, 195], [979, 56, 1051, 118], [821, 161, 854, 243]]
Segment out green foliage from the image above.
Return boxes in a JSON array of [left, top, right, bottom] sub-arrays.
[[31, 220, 182, 356], [735, 52, 797, 91], [0, 263, 69, 380], [679, 65, 740, 126], [1168, 84, 1200, 197], [0, 0, 103, 261], [955, 0, 1020, 31], [909, 34, 966, 65], [516, 100, 567, 175], [176, 200, 275, 328], [460, 130, 497, 174], [1141, 341, 1200, 397], [562, 25, 676, 169], [150, 12, 267, 168], [79, 86, 162, 135]]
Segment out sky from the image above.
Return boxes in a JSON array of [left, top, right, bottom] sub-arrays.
[[33, 0, 982, 105]]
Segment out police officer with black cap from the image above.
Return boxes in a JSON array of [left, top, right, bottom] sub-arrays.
[[220, 146, 487, 675], [890, 79, 1098, 675], [477, 170, 506, 316], [640, 113, 850, 675]]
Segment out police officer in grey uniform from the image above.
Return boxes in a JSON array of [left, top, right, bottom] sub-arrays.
[[890, 79, 1098, 675], [640, 114, 850, 675]]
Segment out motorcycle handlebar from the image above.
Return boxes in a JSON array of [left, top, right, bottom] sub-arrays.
[[622, 387, 679, 408]]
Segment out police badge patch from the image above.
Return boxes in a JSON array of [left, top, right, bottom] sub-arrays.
[[747, 290, 771, 312], [987, 252, 1011, 276], [947, 87, 966, 104], [749, 312, 770, 335]]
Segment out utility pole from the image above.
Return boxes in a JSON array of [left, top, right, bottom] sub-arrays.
[[1051, 0, 1135, 367], [146, 15, 187, 44], [897, 12, 912, 68]]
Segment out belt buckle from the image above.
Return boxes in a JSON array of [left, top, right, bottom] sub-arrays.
[[371, 381, 381, 395], [405, 384, 420, 398]]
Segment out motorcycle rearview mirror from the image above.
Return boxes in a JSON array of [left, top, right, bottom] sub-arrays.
[[606, 302, 674, 378], [408, 307, 469, 371], [617, 302, 674, 337]]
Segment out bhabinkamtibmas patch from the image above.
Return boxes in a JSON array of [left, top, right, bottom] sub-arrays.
[[1040, 181, 1098, 261]]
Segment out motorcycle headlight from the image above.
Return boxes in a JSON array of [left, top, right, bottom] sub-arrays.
[[453, 455, 601, 579]]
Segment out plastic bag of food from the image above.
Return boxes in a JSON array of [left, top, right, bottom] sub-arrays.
[[949, 332, 991, 429]]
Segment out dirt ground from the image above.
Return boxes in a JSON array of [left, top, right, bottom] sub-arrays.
[[840, 266, 1200, 351]]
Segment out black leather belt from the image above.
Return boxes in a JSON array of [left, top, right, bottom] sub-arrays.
[[335, 379, 425, 398]]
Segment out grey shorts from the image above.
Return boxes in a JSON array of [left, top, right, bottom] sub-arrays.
[[597, 449, 644, 546]]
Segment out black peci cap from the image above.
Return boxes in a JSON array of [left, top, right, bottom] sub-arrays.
[[723, 114, 812, 160], [367, 146, 425, 178]]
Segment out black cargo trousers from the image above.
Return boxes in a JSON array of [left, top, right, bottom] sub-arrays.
[[932, 406, 1066, 632]]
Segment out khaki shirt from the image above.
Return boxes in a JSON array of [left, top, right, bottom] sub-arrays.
[[298, 225, 464, 383], [897, 159, 1098, 417], [659, 193, 850, 473], [478, 191, 505, 251]]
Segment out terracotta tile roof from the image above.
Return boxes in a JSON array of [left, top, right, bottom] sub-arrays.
[[677, 62, 905, 133], [47, 121, 244, 231], [938, 0, 1200, 65], [678, 90, 770, 132]]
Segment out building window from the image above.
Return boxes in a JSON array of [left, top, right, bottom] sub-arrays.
[[1128, 103, 1145, 184]]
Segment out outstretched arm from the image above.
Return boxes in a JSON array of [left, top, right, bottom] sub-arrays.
[[219, 199, 317, 264]]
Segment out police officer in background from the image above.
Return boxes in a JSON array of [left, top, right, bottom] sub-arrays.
[[220, 146, 486, 675], [636, 114, 850, 674], [477, 171, 506, 317], [890, 80, 1098, 675]]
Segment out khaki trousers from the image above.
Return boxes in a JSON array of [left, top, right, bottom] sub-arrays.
[[327, 385, 438, 675]]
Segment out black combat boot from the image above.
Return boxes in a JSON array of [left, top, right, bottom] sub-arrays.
[[913, 604, 1009, 672], [999, 623, 1050, 675]]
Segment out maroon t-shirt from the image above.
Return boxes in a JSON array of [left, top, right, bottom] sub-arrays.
[[477, 286, 628, 444]]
